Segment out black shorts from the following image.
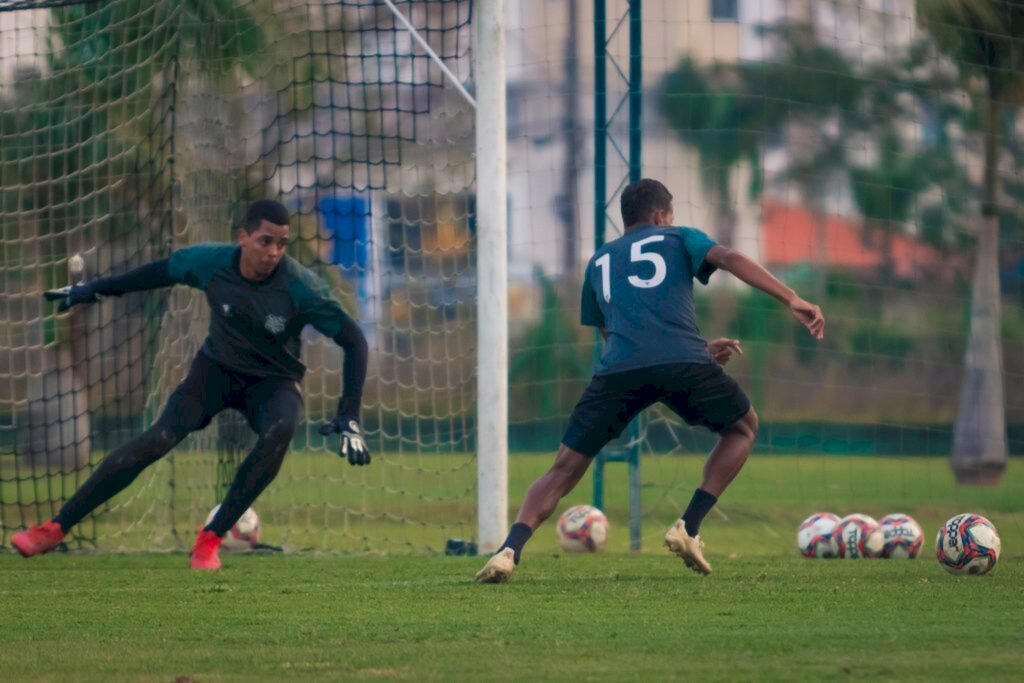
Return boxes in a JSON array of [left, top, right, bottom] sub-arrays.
[[162, 351, 303, 435], [561, 362, 751, 457]]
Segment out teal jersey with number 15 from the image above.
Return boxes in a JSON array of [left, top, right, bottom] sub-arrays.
[[580, 225, 718, 375]]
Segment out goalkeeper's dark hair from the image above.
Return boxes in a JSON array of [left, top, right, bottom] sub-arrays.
[[243, 199, 291, 233], [620, 179, 673, 227]]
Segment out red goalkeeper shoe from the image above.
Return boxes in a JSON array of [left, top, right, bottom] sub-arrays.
[[11, 521, 66, 558], [189, 529, 223, 570]]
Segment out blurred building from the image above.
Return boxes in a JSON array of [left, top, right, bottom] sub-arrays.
[[0, 7, 48, 89], [761, 200, 962, 283], [506, 0, 922, 293]]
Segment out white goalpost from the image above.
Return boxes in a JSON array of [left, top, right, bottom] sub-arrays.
[[384, 0, 509, 552], [473, 0, 509, 553]]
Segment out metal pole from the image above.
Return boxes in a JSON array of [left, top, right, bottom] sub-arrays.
[[629, 0, 642, 182], [593, 0, 607, 250], [381, 0, 477, 108], [591, 0, 608, 510], [627, 0, 643, 552], [475, 0, 509, 553]]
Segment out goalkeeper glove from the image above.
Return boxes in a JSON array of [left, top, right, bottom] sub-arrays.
[[43, 283, 100, 312], [319, 411, 370, 466]]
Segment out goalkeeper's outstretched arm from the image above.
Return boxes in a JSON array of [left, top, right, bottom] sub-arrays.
[[45, 259, 177, 311]]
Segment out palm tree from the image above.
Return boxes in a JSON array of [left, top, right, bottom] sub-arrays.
[[917, 0, 1024, 484]]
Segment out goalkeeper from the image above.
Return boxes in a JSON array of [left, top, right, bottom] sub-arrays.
[[476, 179, 825, 583], [12, 199, 370, 569]]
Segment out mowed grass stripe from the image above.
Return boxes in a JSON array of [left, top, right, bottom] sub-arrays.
[[0, 553, 1020, 682]]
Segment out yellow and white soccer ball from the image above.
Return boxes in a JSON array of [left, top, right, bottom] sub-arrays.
[[205, 504, 261, 551], [556, 504, 609, 552]]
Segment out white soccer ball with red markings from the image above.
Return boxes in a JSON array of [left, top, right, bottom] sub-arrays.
[[880, 513, 923, 559], [556, 504, 609, 552], [835, 513, 884, 558], [797, 512, 841, 558], [205, 504, 261, 551], [935, 513, 1001, 576]]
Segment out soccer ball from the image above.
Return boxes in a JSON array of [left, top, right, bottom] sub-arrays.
[[880, 513, 923, 559], [935, 513, 1001, 576], [834, 513, 884, 558], [205, 504, 261, 551], [556, 504, 609, 552], [797, 512, 841, 558]]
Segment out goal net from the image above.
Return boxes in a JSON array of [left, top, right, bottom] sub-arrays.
[[2, 0, 1022, 558], [0, 0, 477, 553], [499, 0, 1022, 555]]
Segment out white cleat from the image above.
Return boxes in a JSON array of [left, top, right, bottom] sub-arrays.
[[664, 520, 712, 575], [474, 547, 516, 584]]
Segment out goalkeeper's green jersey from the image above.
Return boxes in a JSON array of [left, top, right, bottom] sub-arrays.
[[166, 243, 353, 381]]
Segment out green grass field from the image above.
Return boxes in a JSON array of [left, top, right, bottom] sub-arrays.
[[0, 554, 1021, 682], [5, 452, 1024, 555], [1, 454, 1022, 681]]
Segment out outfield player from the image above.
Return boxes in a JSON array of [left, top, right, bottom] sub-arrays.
[[476, 179, 825, 583], [12, 199, 370, 570]]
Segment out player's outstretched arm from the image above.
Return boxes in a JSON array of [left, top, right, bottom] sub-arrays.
[[318, 316, 371, 466], [43, 259, 177, 312], [44, 283, 101, 312], [706, 245, 825, 340]]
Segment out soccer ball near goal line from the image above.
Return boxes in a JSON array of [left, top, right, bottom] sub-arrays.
[[556, 504, 609, 552], [796, 512, 841, 558], [935, 513, 1001, 576], [205, 505, 261, 551], [880, 513, 924, 559], [834, 513, 884, 559]]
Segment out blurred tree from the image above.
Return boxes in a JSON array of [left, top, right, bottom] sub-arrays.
[[918, 0, 1024, 484], [509, 270, 589, 422], [659, 24, 865, 270], [849, 132, 930, 280], [658, 59, 764, 247], [742, 22, 865, 302]]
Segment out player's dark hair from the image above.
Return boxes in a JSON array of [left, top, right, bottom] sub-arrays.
[[243, 199, 290, 233], [620, 179, 673, 227]]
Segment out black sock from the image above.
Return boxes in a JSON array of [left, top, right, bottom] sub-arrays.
[[499, 523, 533, 564], [681, 488, 718, 537]]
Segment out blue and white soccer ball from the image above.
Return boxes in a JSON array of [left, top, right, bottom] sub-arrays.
[[935, 513, 1001, 576], [556, 504, 609, 552], [796, 512, 841, 558], [880, 513, 923, 558], [205, 504, 261, 551], [835, 513, 884, 559]]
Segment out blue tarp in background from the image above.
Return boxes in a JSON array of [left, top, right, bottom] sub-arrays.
[[318, 195, 369, 270]]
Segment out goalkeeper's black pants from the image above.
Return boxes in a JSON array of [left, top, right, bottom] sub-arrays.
[[55, 353, 303, 536]]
